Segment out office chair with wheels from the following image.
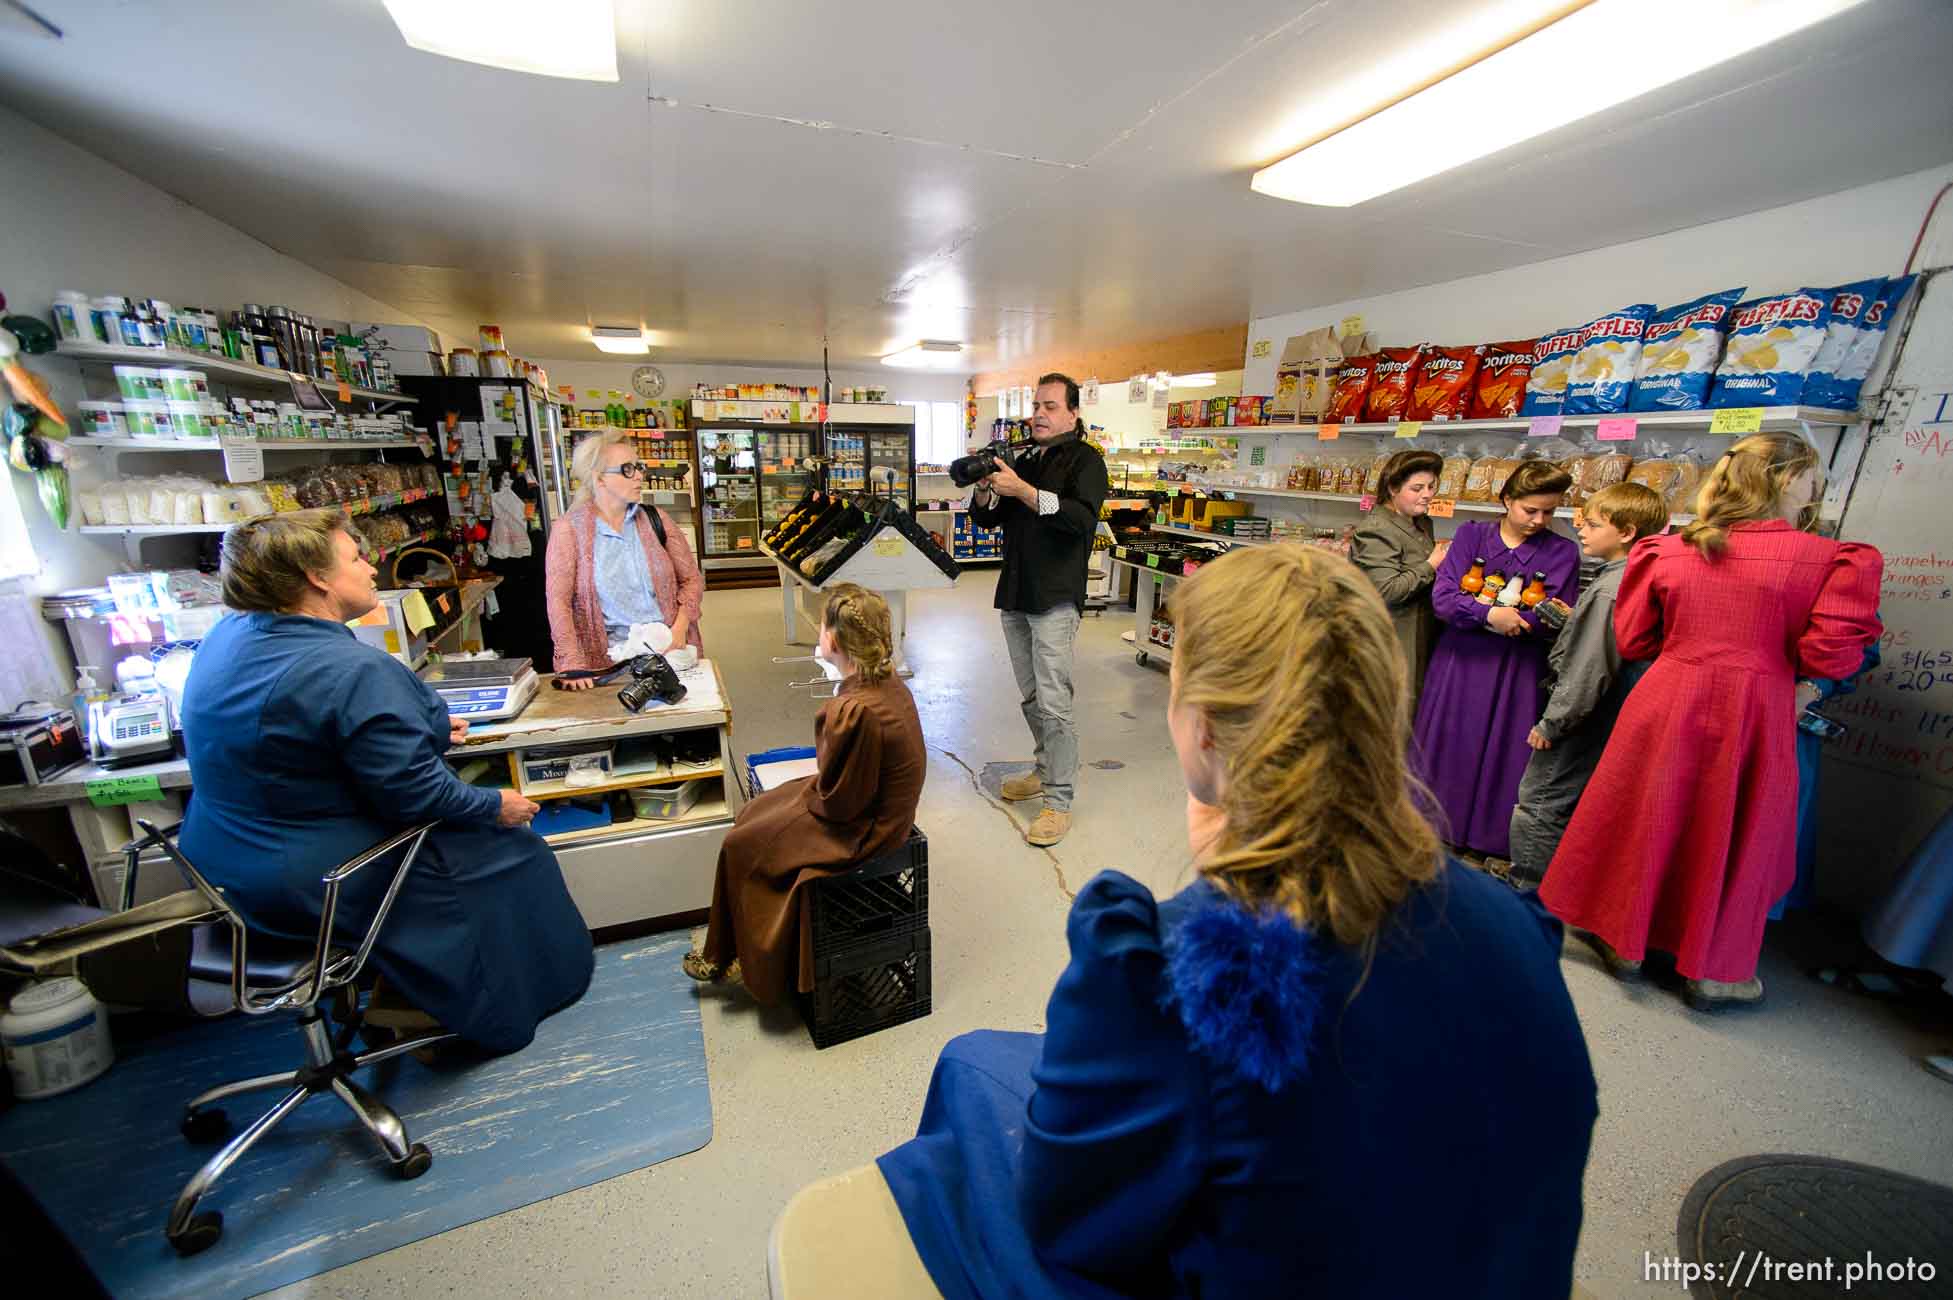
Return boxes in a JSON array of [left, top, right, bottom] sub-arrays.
[[126, 818, 455, 1258]]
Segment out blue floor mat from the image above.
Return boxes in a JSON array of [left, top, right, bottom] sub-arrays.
[[0, 932, 711, 1299]]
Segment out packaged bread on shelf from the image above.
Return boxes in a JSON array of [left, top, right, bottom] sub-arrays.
[[1435, 454, 1473, 499], [1362, 451, 1394, 496], [1462, 457, 1524, 502], [1564, 452, 1633, 504], [1626, 451, 1707, 511]]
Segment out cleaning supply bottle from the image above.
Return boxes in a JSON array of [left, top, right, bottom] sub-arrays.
[[72, 665, 106, 748]]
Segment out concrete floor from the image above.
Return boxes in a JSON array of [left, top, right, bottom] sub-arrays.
[[268, 576, 1953, 1300]]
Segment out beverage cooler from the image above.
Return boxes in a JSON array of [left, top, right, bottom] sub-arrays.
[[687, 401, 916, 574]]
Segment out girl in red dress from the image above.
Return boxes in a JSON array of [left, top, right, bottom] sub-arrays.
[[1540, 433, 1882, 1011]]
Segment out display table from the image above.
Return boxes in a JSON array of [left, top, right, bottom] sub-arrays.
[[763, 529, 956, 670], [454, 659, 740, 933], [1109, 555, 1185, 670]]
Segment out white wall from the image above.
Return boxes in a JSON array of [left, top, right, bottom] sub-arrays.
[[536, 358, 967, 408], [1083, 373, 1244, 448], [1243, 162, 1953, 393], [0, 102, 440, 698]]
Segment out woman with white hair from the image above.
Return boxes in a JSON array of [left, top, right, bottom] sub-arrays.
[[545, 429, 705, 683]]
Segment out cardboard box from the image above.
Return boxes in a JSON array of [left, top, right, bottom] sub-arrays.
[[374, 347, 446, 377], [353, 322, 445, 354], [348, 590, 430, 665]]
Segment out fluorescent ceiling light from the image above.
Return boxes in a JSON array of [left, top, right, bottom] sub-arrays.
[[1172, 373, 1217, 388], [590, 325, 649, 355], [882, 340, 965, 369], [383, 0, 619, 82], [1252, 0, 1865, 207]]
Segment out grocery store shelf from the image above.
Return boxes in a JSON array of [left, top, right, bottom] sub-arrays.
[[1152, 523, 1270, 547], [1246, 405, 1857, 438], [79, 524, 229, 537], [69, 435, 420, 451], [54, 341, 417, 406]]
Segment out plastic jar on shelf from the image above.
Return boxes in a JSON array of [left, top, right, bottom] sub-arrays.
[[51, 291, 93, 343], [113, 365, 165, 402], [77, 401, 126, 437]]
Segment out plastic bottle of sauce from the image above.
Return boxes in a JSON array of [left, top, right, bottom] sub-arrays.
[[1520, 571, 1548, 608], [1497, 573, 1525, 607], [1476, 572, 1506, 606], [1460, 557, 1486, 596]]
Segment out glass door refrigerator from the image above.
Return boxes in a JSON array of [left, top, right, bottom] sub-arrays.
[[756, 425, 820, 540], [693, 425, 765, 570], [823, 408, 916, 509]]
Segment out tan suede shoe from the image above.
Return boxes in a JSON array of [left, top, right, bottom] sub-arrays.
[[1026, 809, 1071, 846], [1684, 976, 1764, 1012], [1000, 772, 1044, 801]]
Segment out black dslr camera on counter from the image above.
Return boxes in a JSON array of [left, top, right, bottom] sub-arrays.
[[552, 653, 687, 713]]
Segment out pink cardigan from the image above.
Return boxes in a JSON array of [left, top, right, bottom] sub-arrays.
[[545, 499, 705, 672]]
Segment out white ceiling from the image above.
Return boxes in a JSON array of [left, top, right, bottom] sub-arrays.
[[2, 0, 1949, 371]]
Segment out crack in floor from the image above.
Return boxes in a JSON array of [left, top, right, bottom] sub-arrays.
[[932, 746, 1075, 902]]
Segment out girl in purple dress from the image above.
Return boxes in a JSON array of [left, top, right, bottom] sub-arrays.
[[1412, 460, 1579, 858]]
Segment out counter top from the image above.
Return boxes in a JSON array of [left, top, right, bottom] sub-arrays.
[[457, 659, 731, 754], [0, 658, 728, 809], [0, 755, 193, 811]]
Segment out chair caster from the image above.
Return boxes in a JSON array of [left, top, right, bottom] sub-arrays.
[[392, 1142, 433, 1180], [181, 1108, 230, 1144], [169, 1210, 223, 1256], [1135, 651, 1148, 667]]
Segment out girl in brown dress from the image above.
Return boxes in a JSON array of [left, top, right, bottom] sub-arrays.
[[683, 584, 926, 1005]]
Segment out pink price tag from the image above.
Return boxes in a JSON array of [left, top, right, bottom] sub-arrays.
[[1359, 494, 1376, 512], [1595, 417, 1638, 442], [1527, 415, 1563, 437]]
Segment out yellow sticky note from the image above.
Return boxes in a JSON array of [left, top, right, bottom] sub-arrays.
[[1340, 315, 1366, 339], [401, 590, 435, 633], [1709, 407, 1765, 434], [873, 535, 905, 557], [1395, 420, 1423, 439]]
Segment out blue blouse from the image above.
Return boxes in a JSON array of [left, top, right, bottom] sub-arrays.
[[594, 504, 664, 637]]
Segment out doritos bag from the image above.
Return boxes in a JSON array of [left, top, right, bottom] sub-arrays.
[[1628, 287, 1744, 413], [1563, 303, 1654, 415], [1468, 341, 1535, 419], [1709, 289, 1832, 407], [1325, 355, 1377, 423], [1407, 345, 1484, 421], [1522, 326, 1584, 416], [1803, 275, 1914, 410], [1363, 346, 1423, 423]]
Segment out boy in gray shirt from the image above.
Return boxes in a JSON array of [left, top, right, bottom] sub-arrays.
[[1508, 481, 1671, 888]]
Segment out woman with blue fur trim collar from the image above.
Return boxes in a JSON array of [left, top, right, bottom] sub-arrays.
[[876, 544, 1598, 1298]]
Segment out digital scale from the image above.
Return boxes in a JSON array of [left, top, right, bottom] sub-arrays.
[[418, 657, 539, 721]]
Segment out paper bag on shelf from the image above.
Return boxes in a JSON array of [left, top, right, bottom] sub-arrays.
[[1272, 326, 1344, 423]]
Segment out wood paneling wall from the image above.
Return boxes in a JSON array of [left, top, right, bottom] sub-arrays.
[[972, 323, 1249, 396]]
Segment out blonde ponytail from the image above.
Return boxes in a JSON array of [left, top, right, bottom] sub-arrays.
[[821, 583, 895, 683], [1169, 546, 1442, 947], [1680, 431, 1821, 557]]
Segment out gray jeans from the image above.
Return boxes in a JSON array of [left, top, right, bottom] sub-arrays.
[[1000, 605, 1082, 812], [1507, 726, 1609, 886]]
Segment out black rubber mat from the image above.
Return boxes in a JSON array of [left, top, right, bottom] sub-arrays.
[[1677, 1155, 1953, 1298]]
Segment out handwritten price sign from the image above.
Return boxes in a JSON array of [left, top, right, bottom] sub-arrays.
[[1709, 407, 1765, 434], [1429, 498, 1456, 518]]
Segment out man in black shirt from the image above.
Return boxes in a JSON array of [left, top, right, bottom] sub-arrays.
[[969, 373, 1110, 846]]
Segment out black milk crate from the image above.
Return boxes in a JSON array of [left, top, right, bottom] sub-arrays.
[[799, 927, 932, 1049], [808, 825, 928, 959]]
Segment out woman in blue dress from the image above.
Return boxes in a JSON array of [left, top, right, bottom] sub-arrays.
[[877, 544, 1598, 1298], [179, 509, 593, 1054]]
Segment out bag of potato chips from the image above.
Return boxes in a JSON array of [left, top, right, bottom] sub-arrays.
[[1363, 346, 1424, 422], [1325, 354, 1377, 423], [1468, 340, 1536, 419], [1803, 275, 1914, 411], [1406, 345, 1484, 421], [1522, 326, 1584, 416], [1709, 289, 1832, 408], [1563, 303, 1654, 415], [1628, 287, 1744, 413]]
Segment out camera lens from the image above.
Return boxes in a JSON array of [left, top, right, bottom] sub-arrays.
[[618, 679, 656, 713], [948, 452, 993, 488]]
